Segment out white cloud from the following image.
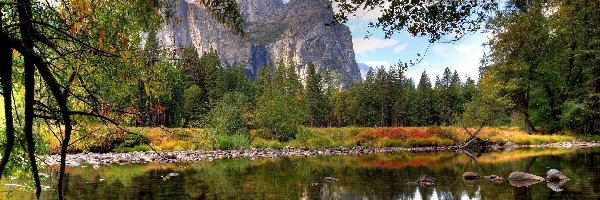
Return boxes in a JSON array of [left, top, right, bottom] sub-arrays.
[[393, 43, 409, 53], [364, 60, 392, 69], [431, 44, 446, 54], [353, 38, 399, 54], [333, 2, 389, 21]]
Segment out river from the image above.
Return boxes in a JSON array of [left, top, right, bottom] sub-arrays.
[[2, 147, 599, 199]]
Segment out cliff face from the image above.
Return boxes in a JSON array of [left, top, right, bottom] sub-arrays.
[[158, 0, 361, 84]]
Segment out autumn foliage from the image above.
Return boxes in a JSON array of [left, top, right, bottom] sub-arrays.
[[355, 128, 430, 141]]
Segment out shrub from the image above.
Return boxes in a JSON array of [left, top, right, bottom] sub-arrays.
[[183, 84, 207, 126], [251, 138, 285, 149], [217, 134, 252, 150], [114, 145, 152, 153], [208, 93, 248, 136], [355, 128, 430, 141], [425, 127, 459, 142], [255, 92, 307, 141]]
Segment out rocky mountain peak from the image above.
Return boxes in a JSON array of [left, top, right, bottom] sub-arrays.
[[158, 0, 361, 85]]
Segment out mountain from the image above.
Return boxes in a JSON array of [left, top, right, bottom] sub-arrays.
[[157, 0, 361, 85], [357, 63, 371, 79]]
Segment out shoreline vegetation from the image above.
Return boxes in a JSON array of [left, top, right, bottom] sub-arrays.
[[43, 139, 600, 167], [43, 127, 597, 154]]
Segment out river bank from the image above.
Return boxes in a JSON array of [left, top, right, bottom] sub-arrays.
[[43, 141, 600, 167]]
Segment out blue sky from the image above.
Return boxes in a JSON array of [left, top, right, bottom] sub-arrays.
[[347, 18, 490, 82], [280, 0, 490, 82], [338, 3, 493, 83]]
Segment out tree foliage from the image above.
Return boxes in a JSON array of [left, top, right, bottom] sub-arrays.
[[484, 0, 600, 134]]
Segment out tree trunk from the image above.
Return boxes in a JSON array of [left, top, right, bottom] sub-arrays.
[[0, 35, 15, 178], [524, 111, 535, 134], [17, 0, 42, 197], [458, 122, 486, 149]]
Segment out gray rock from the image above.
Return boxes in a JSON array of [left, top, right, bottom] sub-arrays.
[[546, 169, 569, 181], [165, 153, 177, 160], [324, 177, 337, 183], [168, 173, 180, 177], [4, 184, 22, 188], [484, 175, 505, 183], [508, 172, 544, 187], [504, 141, 517, 147], [508, 172, 545, 181], [463, 172, 480, 180]]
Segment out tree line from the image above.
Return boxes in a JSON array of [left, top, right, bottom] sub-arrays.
[[127, 42, 482, 141]]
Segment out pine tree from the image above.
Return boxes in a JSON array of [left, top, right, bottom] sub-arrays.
[[416, 71, 434, 126], [305, 63, 328, 127]]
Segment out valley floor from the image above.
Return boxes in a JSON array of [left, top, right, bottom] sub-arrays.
[[44, 126, 595, 154]]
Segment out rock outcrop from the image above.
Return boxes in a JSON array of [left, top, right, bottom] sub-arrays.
[[158, 0, 361, 85]]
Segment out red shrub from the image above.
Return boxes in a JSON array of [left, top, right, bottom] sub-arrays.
[[355, 128, 431, 141], [406, 129, 429, 138]]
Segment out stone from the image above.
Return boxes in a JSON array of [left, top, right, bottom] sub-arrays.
[[324, 177, 338, 183], [504, 141, 517, 147], [484, 175, 505, 183], [546, 169, 569, 181], [508, 172, 544, 187], [4, 184, 22, 188], [165, 153, 177, 160], [508, 172, 544, 182], [462, 172, 480, 180], [168, 173, 180, 177]]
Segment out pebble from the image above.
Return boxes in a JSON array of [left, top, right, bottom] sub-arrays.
[[41, 141, 600, 167]]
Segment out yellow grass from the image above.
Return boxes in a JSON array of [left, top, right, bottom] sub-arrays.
[[41, 126, 582, 153]]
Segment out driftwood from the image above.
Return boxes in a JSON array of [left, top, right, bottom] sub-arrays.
[[458, 122, 486, 148]]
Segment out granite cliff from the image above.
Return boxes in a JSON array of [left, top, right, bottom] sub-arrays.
[[158, 0, 361, 84]]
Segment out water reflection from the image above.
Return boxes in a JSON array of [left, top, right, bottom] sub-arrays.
[[2, 148, 600, 199]]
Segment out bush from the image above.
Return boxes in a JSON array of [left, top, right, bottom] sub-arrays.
[[255, 92, 307, 141], [217, 134, 252, 150], [251, 138, 285, 149], [425, 127, 459, 142], [183, 84, 207, 126], [354, 128, 430, 142], [208, 93, 248, 136], [114, 145, 152, 153]]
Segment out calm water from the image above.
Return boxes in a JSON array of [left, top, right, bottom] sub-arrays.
[[3, 147, 600, 199]]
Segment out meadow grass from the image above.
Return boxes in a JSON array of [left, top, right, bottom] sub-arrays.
[[41, 126, 585, 153]]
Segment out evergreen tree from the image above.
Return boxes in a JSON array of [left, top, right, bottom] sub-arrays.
[[415, 71, 434, 126], [305, 63, 328, 127], [255, 60, 307, 141]]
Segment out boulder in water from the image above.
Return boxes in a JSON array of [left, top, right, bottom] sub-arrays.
[[484, 175, 505, 183], [546, 169, 568, 181], [508, 172, 544, 187], [463, 172, 480, 180], [508, 172, 544, 181]]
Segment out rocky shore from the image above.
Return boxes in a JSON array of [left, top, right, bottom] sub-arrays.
[[42, 141, 600, 167]]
